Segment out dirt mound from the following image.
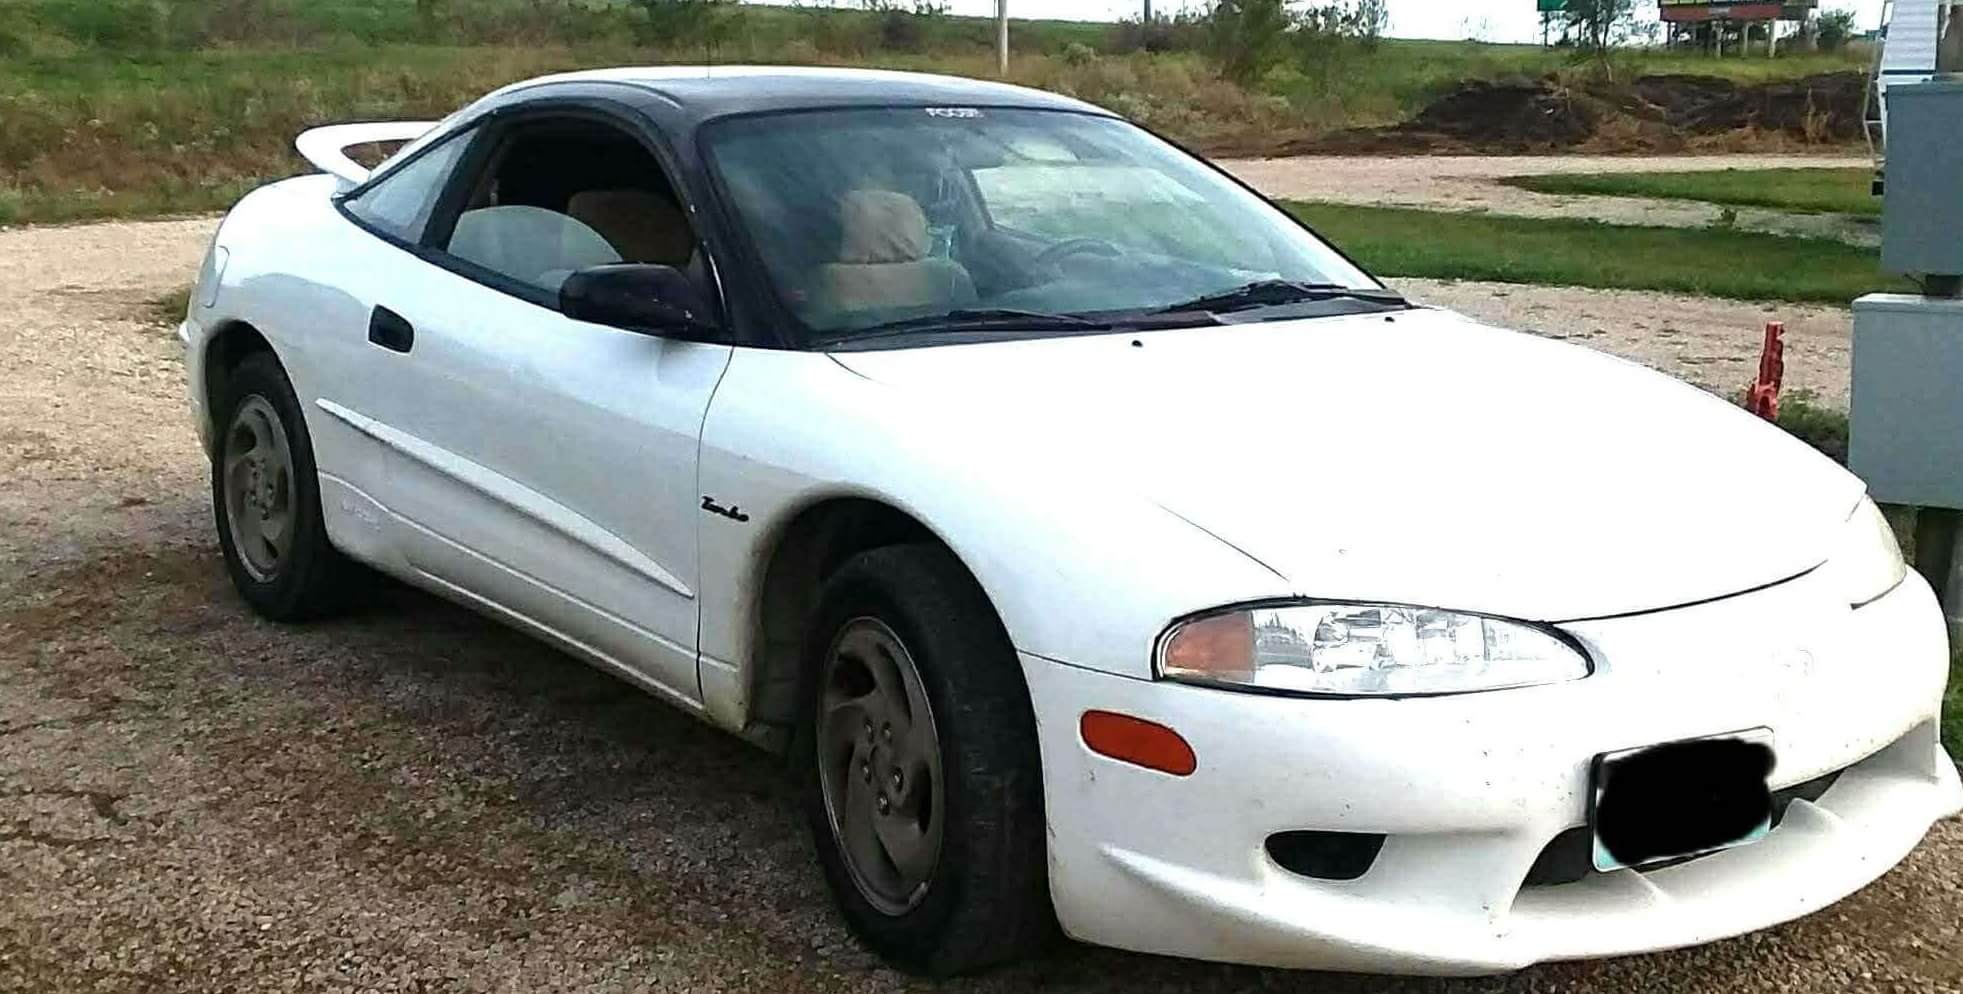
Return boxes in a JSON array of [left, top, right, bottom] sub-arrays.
[[1285, 71, 1867, 156], [1632, 73, 1867, 142], [1404, 79, 1602, 146]]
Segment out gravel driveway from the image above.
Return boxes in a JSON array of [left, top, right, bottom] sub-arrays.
[[3, 213, 1955, 993], [1222, 154, 1878, 245]]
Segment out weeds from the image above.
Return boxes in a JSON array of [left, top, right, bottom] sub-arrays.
[[1773, 395, 1850, 465], [146, 286, 193, 327]]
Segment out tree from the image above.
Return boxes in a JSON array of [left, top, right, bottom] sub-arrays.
[[1816, 9, 1857, 52], [1206, 0, 1292, 85], [1351, 0, 1389, 49], [1563, 0, 1636, 53]]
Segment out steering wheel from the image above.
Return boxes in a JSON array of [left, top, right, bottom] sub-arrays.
[[1033, 238, 1124, 272]]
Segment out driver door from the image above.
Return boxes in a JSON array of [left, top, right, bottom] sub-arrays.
[[359, 106, 730, 705]]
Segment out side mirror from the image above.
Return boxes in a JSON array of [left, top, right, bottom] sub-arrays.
[[560, 264, 722, 341]]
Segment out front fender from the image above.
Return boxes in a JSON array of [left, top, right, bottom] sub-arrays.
[[694, 348, 1287, 725]]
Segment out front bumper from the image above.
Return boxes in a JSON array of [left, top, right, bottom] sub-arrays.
[[179, 319, 213, 453], [1024, 569, 1961, 975]]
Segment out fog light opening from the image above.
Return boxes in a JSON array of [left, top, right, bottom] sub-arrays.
[[1266, 831, 1387, 882], [1080, 711, 1198, 776]]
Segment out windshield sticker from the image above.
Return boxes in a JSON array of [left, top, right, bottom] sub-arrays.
[[924, 107, 984, 119]]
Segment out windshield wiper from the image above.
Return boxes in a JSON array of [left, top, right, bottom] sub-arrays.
[[1154, 280, 1408, 317], [832, 308, 1116, 343]]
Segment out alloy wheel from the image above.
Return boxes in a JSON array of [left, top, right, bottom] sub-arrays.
[[816, 617, 946, 915], [222, 395, 297, 583]]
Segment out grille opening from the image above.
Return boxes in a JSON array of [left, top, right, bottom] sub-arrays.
[[1524, 768, 1844, 888], [1266, 831, 1387, 881]]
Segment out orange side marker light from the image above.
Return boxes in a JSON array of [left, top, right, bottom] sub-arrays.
[[1081, 711, 1198, 777]]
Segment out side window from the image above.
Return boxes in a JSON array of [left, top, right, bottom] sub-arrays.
[[431, 117, 701, 298], [343, 136, 472, 243]]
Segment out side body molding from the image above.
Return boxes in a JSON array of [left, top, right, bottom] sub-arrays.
[[314, 398, 696, 599]]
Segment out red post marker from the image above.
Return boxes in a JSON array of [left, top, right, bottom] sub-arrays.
[[1745, 322, 1785, 422]]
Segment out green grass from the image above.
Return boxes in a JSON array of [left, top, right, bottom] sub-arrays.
[[1503, 168, 1882, 217], [1285, 202, 1908, 304]]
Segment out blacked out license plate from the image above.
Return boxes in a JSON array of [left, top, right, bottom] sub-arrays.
[[1589, 729, 1776, 873]]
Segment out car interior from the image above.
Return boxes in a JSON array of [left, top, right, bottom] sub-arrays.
[[440, 118, 703, 295], [705, 115, 1294, 337]]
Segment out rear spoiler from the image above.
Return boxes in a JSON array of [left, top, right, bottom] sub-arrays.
[[295, 121, 439, 190]]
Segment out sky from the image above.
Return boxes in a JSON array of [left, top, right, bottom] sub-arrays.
[[831, 0, 1891, 44]]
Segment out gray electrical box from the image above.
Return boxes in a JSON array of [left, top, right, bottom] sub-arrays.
[[1882, 80, 1963, 277], [1851, 293, 1963, 510]]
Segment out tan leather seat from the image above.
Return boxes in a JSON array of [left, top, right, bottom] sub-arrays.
[[817, 190, 976, 317], [567, 189, 696, 267]]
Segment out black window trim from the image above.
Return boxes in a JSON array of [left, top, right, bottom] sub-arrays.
[[336, 96, 729, 329]]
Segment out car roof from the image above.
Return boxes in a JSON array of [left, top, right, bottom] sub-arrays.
[[489, 65, 1113, 125]]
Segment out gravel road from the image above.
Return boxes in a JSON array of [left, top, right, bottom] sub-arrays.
[[1222, 153, 1878, 244], [1400, 278, 1854, 408], [2, 208, 1954, 993]]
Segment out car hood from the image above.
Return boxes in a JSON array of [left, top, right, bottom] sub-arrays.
[[829, 309, 1863, 622]]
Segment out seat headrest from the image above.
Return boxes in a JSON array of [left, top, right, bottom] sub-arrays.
[[838, 190, 930, 265], [566, 189, 696, 266]]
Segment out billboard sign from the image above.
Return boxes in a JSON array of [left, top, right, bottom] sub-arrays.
[[1658, 0, 1818, 20]]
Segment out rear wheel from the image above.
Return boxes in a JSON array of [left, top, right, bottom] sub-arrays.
[[211, 352, 354, 621], [798, 544, 1054, 976]]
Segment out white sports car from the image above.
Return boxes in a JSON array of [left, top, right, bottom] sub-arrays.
[[180, 67, 1960, 976]]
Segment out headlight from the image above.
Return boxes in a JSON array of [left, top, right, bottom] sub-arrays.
[[1839, 497, 1908, 609], [1157, 602, 1590, 697]]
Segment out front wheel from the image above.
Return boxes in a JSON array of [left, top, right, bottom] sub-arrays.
[[210, 352, 354, 621], [798, 544, 1054, 976]]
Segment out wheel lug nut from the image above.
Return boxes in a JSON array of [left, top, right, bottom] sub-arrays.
[[890, 769, 903, 791], [876, 796, 891, 815], [881, 724, 892, 743], [863, 720, 874, 741]]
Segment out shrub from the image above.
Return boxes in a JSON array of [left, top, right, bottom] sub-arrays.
[[1206, 0, 1292, 85], [878, 8, 923, 51], [1109, 12, 1208, 54], [32, 0, 167, 50], [807, 8, 867, 55], [1061, 41, 1098, 67], [630, 0, 740, 51]]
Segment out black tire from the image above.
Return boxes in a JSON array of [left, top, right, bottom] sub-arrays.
[[210, 351, 354, 622], [796, 543, 1055, 976]]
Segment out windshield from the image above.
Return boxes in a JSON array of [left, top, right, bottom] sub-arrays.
[[701, 107, 1379, 342]]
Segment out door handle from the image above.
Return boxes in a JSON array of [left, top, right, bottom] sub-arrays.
[[369, 306, 415, 354]]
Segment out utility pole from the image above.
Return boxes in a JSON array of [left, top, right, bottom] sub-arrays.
[[1144, 0, 1153, 21], [997, 0, 1009, 77]]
